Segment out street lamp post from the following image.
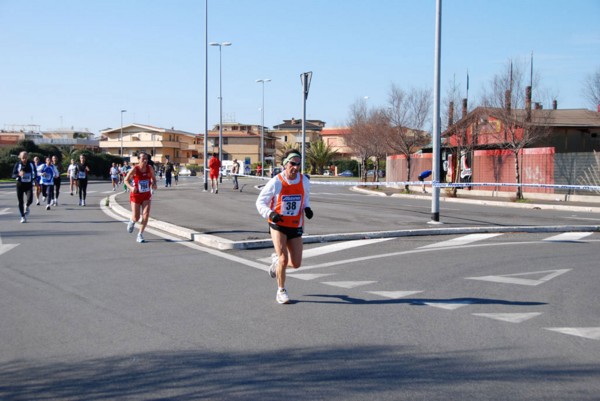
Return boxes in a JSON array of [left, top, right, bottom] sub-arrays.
[[256, 79, 271, 177], [300, 72, 312, 173], [210, 41, 232, 183], [120, 109, 127, 159]]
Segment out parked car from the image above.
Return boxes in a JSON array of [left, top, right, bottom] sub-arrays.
[[271, 167, 282, 177], [339, 170, 354, 177], [366, 169, 385, 178], [178, 167, 192, 176]]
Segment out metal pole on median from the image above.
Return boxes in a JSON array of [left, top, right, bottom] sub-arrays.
[[300, 71, 312, 173], [256, 79, 271, 177], [430, 0, 442, 223], [203, 0, 209, 191], [210, 41, 232, 183]]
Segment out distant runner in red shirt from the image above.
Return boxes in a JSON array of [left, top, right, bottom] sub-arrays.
[[208, 152, 221, 194]]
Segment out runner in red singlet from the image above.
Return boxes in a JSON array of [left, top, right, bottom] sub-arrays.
[[124, 152, 157, 243]]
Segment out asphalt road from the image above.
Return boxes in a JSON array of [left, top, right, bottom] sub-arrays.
[[1, 180, 599, 400]]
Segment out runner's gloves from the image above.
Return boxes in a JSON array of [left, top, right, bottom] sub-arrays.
[[269, 208, 313, 222], [304, 207, 313, 219], [269, 211, 284, 223]]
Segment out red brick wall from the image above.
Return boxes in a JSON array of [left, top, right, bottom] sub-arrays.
[[387, 153, 433, 182], [389, 147, 555, 193]]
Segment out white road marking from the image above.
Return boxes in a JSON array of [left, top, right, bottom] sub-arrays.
[[0, 234, 20, 257], [0, 208, 11, 215], [418, 233, 503, 249], [300, 236, 599, 271], [287, 273, 335, 281], [466, 269, 571, 286], [100, 200, 268, 271], [424, 302, 471, 310], [257, 238, 393, 263], [321, 281, 377, 289], [367, 290, 423, 299], [303, 238, 393, 258], [545, 327, 600, 340], [543, 232, 594, 242], [472, 312, 542, 323]]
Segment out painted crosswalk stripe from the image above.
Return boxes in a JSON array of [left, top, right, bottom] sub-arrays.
[[302, 238, 393, 259], [543, 232, 594, 242], [367, 291, 423, 299], [321, 281, 377, 289], [473, 312, 542, 323], [258, 238, 392, 263], [466, 269, 570, 286], [545, 327, 600, 340], [418, 233, 502, 249], [288, 273, 335, 281], [424, 302, 472, 310]]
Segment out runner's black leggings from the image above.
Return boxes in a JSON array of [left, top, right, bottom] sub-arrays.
[[43, 184, 54, 205], [16, 182, 33, 217], [53, 177, 61, 199], [78, 179, 88, 201]]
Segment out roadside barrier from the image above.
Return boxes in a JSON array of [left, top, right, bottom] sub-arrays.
[[235, 173, 600, 193]]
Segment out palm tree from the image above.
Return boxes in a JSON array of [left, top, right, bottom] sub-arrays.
[[306, 140, 338, 174], [276, 142, 301, 164]]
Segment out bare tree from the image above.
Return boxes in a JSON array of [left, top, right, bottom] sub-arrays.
[[346, 99, 391, 182], [385, 84, 432, 190], [346, 98, 372, 180], [582, 67, 600, 109], [480, 59, 553, 200], [365, 107, 391, 184]]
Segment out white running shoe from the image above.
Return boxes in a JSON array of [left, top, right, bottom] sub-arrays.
[[268, 253, 278, 279], [20, 217, 26, 223], [276, 288, 290, 304], [46, 204, 51, 211], [136, 233, 145, 243], [82, 200, 86, 206], [211, 189, 214, 193], [127, 220, 135, 233], [36, 200, 40, 205]]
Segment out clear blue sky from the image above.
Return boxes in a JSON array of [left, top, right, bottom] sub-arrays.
[[1, 0, 599, 135]]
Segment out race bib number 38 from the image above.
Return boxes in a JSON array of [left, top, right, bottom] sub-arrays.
[[281, 195, 301, 216]]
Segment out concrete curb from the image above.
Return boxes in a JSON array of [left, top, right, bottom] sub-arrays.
[[352, 185, 600, 213], [103, 193, 600, 250]]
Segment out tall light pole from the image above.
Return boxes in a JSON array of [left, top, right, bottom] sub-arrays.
[[256, 78, 271, 177], [300, 72, 312, 173], [120, 109, 127, 159], [203, 0, 208, 191], [430, 0, 442, 223], [210, 41, 231, 183]]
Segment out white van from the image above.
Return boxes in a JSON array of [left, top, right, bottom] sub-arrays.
[[220, 160, 238, 176]]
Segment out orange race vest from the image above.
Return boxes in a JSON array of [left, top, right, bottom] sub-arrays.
[[269, 174, 305, 228]]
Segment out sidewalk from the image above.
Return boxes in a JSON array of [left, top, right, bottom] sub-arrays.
[[104, 176, 600, 250]]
